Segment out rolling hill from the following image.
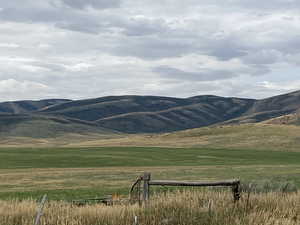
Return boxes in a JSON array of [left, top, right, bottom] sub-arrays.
[[262, 113, 300, 125], [0, 114, 116, 138], [65, 123, 300, 152], [39, 95, 255, 133], [0, 99, 71, 114], [222, 90, 300, 125], [0, 90, 300, 137]]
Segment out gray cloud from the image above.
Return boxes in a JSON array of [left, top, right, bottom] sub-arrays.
[[225, 0, 300, 11], [152, 66, 236, 81], [60, 0, 121, 10], [241, 50, 282, 65], [111, 36, 197, 59], [209, 44, 247, 61], [119, 17, 170, 36], [0, 0, 300, 101], [151, 0, 300, 11], [0, 1, 117, 34], [30, 62, 67, 72]]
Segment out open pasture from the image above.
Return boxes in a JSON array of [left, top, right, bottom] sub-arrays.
[[0, 147, 299, 200]]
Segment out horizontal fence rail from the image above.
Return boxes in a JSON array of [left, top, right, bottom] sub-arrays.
[[149, 180, 240, 187], [132, 172, 241, 205]]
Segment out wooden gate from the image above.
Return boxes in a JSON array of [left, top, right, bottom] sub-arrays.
[[130, 172, 241, 205]]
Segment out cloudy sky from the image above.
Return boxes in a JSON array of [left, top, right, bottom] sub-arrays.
[[0, 0, 300, 101]]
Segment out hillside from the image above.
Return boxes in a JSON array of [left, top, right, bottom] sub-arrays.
[[0, 90, 300, 136], [55, 123, 299, 152], [262, 113, 300, 125], [39, 95, 255, 133], [223, 90, 300, 124], [2, 121, 300, 151], [245, 90, 300, 115], [0, 99, 71, 114], [38, 91, 300, 133], [0, 114, 116, 139]]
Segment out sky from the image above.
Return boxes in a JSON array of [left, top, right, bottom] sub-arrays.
[[0, 0, 300, 101]]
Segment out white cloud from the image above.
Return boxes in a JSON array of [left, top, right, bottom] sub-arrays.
[[0, 0, 299, 101], [0, 79, 51, 101], [64, 62, 94, 72], [38, 43, 52, 49], [259, 80, 300, 92], [0, 43, 20, 48]]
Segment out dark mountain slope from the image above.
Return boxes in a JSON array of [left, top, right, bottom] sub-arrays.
[[0, 99, 71, 114], [39, 95, 193, 121], [0, 114, 115, 138], [245, 90, 300, 115], [1, 90, 300, 135], [41, 95, 254, 133], [224, 90, 300, 124]]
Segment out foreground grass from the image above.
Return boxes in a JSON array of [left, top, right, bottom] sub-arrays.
[[0, 190, 299, 225]]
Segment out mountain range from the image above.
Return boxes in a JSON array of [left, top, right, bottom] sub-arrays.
[[1, 90, 300, 138]]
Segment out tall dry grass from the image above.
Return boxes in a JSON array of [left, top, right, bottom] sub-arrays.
[[0, 190, 299, 225]]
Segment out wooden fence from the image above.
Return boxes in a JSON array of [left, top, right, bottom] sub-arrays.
[[130, 172, 241, 205]]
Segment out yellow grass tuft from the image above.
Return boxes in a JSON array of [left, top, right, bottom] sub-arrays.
[[0, 190, 299, 225]]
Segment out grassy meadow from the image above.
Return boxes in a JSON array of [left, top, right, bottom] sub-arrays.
[[0, 146, 299, 200], [1, 124, 300, 224]]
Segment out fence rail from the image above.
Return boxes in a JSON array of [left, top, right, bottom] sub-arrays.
[[130, 172, 241, 205], [149, 180, 240, 187]]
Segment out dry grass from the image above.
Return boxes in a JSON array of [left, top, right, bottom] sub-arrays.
[[63, 124, 300, 152], [263, 113, 300, 125], [2, 165, 299, 199], [0, 190, 299, 225], [0, 133, 121, 148], [2, 124, 300, 152]]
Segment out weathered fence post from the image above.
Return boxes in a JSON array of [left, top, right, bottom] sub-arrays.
[[232, 181, 240, 202], [143, 172, 151, 204], [34, 194, 47, 225], [134, 215, 138, 225], [137, 178, 142, 206]]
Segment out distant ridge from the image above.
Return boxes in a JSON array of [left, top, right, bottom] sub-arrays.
[[38, 95, 255, 133], [0, 99, 71, 114], [0, 90, 300, 136]]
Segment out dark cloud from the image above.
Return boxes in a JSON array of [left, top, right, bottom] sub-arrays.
[[119, 17, 170, 36], [180, 0, 300, 11], [0, 7, 63, 23], [0, 1, 117, 34], [60, 0, 121, 10], [241, 50, 282, 65], [111, 36, 197, 59], [209, 45, 247, 61], [152, 66, 236, 81], [230, 0, 300, 11], [55, 20, 102, 34]]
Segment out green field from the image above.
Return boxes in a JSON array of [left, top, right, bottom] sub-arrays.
[[0, 146, 299, 200]]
